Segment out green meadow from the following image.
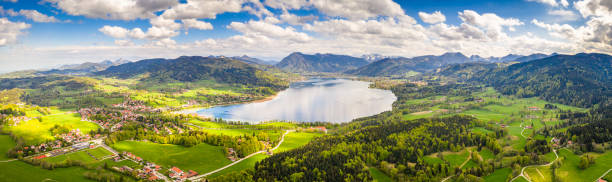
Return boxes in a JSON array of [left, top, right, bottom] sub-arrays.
[[369, 167, 393, 182], [484, 167, 512, 182], [209, 131, 324, 180], [3, 112, 99, 145], [0, 135, 16, 161], [0, 160, 93, 182], [274, 132, 323, 153], [110, 140, 231, 174], [208, 153, 268, 178], [45, 147, 114, 165]]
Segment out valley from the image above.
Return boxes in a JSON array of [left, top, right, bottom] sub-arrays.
[[0, 52, 609, 182]]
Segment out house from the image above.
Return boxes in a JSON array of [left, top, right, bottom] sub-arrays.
[[169, 166, 184, 179], [148, 175, 159, 181], [186, 170, 198, 178], [528, 106, 540, 111]]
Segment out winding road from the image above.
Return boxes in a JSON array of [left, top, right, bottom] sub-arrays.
[[188, 130, 294, 181], [510, 138, 560, 182]]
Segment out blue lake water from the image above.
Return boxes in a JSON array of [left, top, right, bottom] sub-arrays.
[[196, 78, 397, 123]]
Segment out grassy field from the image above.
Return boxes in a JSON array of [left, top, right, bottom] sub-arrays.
[[0, 160, 94, 182], [209, 131, 323, 179], [445, 150, 470, 168], [3, 112, 100, 145], [423, 156, 445, 165], [369, 167, 393, 182], [0, 135, 16, 160], [484, 167, 511, 182], [274, 132, 323, 153], [111, 141, 231, 174], [208, 154, 268, 178], [45, 147, 113, 165], [554, 149, 612, 182]]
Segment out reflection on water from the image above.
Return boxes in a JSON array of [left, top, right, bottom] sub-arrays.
[[196, 78, 397, 123]]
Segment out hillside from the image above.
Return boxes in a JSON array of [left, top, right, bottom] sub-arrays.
[[477, 53, 612, 107], [97, 56, 288, 89], [346, 52, 471, 76], [435, 62, 501, 82], [39, 59, 130, 75], [275, 52, 369, 73]]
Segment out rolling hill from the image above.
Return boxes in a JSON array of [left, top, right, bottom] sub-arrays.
[[346, 52, 471, 76], [96, 56, 288, 89], [477, 53, 612, 107], [275, 52, 369, 73]]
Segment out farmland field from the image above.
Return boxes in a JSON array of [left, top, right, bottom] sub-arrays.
[[45, 147, 113, 164], [0, 160, 93, 182], [3, 112, 99, 145], [0, 135, 16, 160], [110, 141, 231, 174], [274, 132, 323, 153]]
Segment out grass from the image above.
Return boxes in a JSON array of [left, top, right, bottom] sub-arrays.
[[208, 131, 323, 179], [526, 166, 552, 182], [208, 154, 268, 179], [444, 150, 470, 168], [479, 148, 495, 161], [0, 160, 94, 182], [554, 149, 612, 182], [110, 140, 231, 174], [471, 127, 493, 135], [423, 156, 445, 165], [45, 147, 114, 165], [0, 135, 16, 160], [3, 112, 100, 145], [484, 167, 511, 182], [274, 132, 323, 153], [369, 167, 393, 182]]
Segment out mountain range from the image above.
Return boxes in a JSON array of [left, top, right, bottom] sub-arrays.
[[40, 59, 131, 75], [96, 56, 287, 89], [275, 52, 370, 73], [476, 53, 612, 107]]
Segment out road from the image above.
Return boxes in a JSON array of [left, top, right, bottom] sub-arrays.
[[510, 138, 560, 182], [441, 151, 473, 182], [188, 130, 294, 181], [594, 168, 612, 182]]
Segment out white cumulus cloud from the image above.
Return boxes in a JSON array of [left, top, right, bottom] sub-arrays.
[[0, 18, 30, 46], [418, 11, 446, 24]]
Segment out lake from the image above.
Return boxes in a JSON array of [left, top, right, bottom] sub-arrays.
[[196, 78, 397, 123]]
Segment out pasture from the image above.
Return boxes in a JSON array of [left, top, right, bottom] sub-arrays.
[[110, 141, 231, 174]]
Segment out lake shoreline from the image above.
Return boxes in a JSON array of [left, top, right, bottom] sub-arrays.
[[187, 78, 397, 123], [174, 92, 280, 116]]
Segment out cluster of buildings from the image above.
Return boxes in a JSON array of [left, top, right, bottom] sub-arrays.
[[122, 152, 143, 162], [169, 166, 198, 181], [78, 107, 139, 132], [57, 129, 97, 144], [1, 115, 31, 126]]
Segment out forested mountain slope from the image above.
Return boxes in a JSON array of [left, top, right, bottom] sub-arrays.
[[96, 56, 288, 89], [275, 52, 369, 73], [346, 52, 472, 76], [476, 53, 612, 107]]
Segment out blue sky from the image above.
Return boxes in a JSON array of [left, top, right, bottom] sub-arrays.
[[0, 0, 610, 72]]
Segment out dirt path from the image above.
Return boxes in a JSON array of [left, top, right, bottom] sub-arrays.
[[459, 151, 473, 169], [441, 151, 473, 182], [594, 168, 612, 182], [536, 168, 544, 179], [188, 130, 294, 181], [511, 138, 560, 182]]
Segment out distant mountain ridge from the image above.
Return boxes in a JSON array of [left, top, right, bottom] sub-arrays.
[[40, 59, 131, 75], [346, 52, 555, 76], [275, 52, 369, 73], [476, 53, 612, 107], [96, 56, 287, 88]]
